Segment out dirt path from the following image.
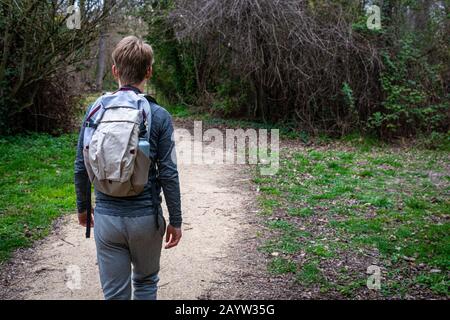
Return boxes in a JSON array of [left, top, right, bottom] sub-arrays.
[[0, 129, 256, 300]]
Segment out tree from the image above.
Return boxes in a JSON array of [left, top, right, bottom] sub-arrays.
[[95, 0, 115, 91], [0, 0, 114, 134]]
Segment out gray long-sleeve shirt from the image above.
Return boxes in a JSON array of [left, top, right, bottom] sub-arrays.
[[74, 87, 182, 228]]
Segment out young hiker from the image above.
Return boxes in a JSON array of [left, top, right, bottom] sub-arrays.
[[74, 36, 182, 300]]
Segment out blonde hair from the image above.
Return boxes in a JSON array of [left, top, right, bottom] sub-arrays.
[[112, 36, 154, 85]]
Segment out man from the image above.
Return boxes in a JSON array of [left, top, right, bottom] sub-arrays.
[[74, 36, 182, 300]]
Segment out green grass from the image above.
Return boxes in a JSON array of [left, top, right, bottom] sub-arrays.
[[164, 103, 192, 118], [296, 261, 325, 285], [268, 257, 297, 274], [288, 207, 314, 217], [258, 197, 280, 216], [0, 133, 78, 262], [254, 141, 450, 298]]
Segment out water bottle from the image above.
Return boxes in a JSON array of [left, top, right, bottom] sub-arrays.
[[138, 138, 150, 158]]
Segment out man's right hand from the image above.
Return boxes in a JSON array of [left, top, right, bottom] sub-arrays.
[[165, 225, 182, 249], [78, 210, 94, 227]]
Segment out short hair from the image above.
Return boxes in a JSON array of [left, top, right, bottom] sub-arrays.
[[111, 36, 154, 85]]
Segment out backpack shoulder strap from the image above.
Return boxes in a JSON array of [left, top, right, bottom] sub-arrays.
[[138, 94, 151, 120], [143, 94, 158, 105], [139, 94, 162, 216], [134, 94, 151, 140], [84, 95, 106, 128]]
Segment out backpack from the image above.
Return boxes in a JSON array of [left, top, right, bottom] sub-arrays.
[[82, 88, 152, 197]]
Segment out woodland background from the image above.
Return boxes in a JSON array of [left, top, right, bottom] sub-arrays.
[[0, 0, 448, 141]]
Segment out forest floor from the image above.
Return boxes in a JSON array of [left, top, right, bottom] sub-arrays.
[[247, 137, 449, 299]]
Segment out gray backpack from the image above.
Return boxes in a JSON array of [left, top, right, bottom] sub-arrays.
[[82, 89, 152, 197]]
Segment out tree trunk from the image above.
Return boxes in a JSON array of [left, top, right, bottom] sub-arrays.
[[417, 0, 432, 30], [95, 0, 111, 91], [96, 31, 107, 90]]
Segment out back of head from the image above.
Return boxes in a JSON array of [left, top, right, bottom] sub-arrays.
[[112, 36, 154, 86]]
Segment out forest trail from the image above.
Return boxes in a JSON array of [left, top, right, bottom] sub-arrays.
[[0, 127, 255, 300]]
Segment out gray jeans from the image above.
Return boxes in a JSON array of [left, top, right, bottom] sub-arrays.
[[94, 211, 166, 300]]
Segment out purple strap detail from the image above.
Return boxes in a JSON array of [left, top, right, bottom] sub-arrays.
[[86, 105, 101, 122]]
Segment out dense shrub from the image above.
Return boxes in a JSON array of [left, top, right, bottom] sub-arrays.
[[370, 38, 449, 137], [143, 0, 449, 139]]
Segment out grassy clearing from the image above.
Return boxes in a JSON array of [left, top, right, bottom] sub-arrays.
[[0, 134, 78, 263], [254, 136, 449, 298]]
